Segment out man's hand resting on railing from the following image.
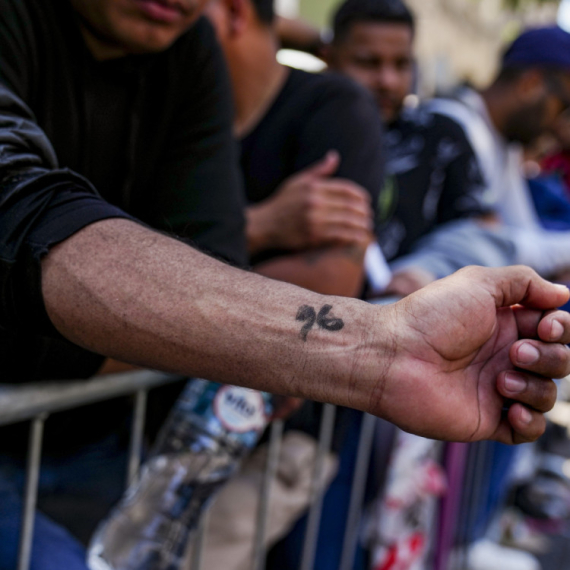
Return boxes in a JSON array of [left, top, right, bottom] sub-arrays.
[[373, 265, 570, 443], [41, 220, 570, 445]]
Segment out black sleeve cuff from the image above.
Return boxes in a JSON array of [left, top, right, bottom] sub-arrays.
[[0, 168, 136, 339]]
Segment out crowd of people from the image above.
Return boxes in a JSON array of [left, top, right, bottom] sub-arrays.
[[1, 0, 570, 568]]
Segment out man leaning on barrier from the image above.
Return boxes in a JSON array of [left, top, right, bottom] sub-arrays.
[[1, 0, 570, 568]]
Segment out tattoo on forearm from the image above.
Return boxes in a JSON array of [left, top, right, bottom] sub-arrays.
[[296, 306, 316, 340], [296, 304, 344, 341]]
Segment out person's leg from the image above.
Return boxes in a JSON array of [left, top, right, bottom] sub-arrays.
[[267, 408, 365, 570], [37, 433, 128, 544], [0, 430, 128, 570], [0, 474, 88, 570]]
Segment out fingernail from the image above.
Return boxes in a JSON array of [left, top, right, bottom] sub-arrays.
[[505, 373, 527, 393], [517, 343, 540, 365], [520, 407, 533, 425], [551, 319, 564, 341]]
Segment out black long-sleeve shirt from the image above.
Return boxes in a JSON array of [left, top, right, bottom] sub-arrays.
[[0, 0, 247, 384], [0, 0, 247, 454]]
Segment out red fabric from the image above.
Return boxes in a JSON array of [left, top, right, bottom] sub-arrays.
[[374, 533, 426, 570], [542, 151, 570, 197]]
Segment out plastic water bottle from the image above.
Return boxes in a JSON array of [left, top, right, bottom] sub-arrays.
[[87, 379, 273, 570]]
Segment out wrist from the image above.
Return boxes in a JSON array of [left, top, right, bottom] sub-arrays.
[[359, 302, 398, 417], [245, 203, 276, 255], [329, 299, 397, 416]]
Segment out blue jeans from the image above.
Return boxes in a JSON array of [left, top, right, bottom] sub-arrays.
[[0, 433, 127, 570], [267, 409, 368, 570]]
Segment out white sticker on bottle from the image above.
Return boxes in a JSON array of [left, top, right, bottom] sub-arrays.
[[213, 386, 267, 433]]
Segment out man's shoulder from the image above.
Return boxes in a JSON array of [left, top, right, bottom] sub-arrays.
[[398, 103, 471, 140], [426, 88, 486, 132]]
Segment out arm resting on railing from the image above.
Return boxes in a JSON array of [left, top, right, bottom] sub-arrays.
[[39, 218, 570, 445]]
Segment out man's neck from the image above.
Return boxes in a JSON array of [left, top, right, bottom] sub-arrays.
[[81, 28, 128, 60], [480, 86, 506, 136], [228, 31, 289, 138]]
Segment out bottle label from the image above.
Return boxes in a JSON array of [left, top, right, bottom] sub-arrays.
[[213, 385, 268, 433]]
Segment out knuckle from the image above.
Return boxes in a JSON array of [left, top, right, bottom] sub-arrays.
[[455, 265, 482, 282], [551, 344, 570, 377], [535, 379, 557, 411]]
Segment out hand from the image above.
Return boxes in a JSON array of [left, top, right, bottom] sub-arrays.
[[373, 266, 570, 444], [246, 151, 373, 254], [272, 396, 304, 420], [384, 267, 436, 297], [97, 358, 140, 375]]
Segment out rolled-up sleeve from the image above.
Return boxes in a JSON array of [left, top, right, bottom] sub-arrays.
[[0, 83, 134, 337]]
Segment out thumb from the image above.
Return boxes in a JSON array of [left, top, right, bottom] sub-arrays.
[[483, 265, 570, 310], [299, 150, 340, 179]]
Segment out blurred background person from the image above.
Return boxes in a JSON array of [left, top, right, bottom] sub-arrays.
[[323, 0, 506, 298]]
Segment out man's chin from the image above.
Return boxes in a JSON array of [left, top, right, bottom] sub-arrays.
[[117, 25, 190, 54]]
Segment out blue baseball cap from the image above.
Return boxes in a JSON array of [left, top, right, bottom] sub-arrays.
[[502, 26, 570, 70]]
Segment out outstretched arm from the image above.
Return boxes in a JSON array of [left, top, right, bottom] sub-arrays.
[[42, 219, 570, 443]]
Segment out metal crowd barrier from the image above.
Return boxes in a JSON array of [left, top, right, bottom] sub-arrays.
[[0, 371, 378, 570]]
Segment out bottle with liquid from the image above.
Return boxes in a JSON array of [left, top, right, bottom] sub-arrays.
[[88, 379, 273, 570]]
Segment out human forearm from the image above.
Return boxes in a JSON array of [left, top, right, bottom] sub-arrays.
[[245, 201, 276, 255], [389, 219, 516, 278], [254, 246, 366, 297], [40, 220, 570, 443], [509, 226, 570, 277], [42, 219, 382, 410]]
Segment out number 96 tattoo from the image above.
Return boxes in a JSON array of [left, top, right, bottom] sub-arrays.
[[296, 304, 345, 341]]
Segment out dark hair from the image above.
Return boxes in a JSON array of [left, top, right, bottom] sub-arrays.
[[496, 64, 567, 86], [332, 0, 415, 44], [251, 0, 274, 24]]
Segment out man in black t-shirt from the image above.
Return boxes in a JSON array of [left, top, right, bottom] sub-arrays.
[[325, 0, 492, 296], [0, 0, 247, 566], [206, 0, 385, 298], [0, 0, 247, 377]]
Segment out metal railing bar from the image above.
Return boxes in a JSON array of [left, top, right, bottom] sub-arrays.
[[252, 419, 284, 570], [126, 389, 148, 487], [17, 413, 47, 570], [466, 442, 490, 544], [0, 371, 184, 427], [433, 442, 469, 570], [460, 443, 480, 542], [188, 507, 210, 570], [338, 413, 376, 570], [454, 441, 489, 570], [299, 403, 337, 570]]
